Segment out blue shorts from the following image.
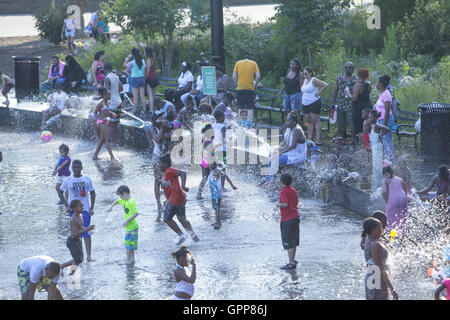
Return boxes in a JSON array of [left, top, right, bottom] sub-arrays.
[[69, 210, 91, 238], [283, 92, 302, 112], [125, 228, 138, 250], [65, 29, 75, 38], [129, 76, 145, 89]]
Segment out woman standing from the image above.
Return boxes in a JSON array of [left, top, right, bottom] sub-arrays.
[[301, 67, 328, 146], [344, 68, 372, 147], [172, 246, 196, 300], [382, 166, 409, 235], [368, 110, 390, 193], [145, 47, 159, 112], [92, 87, 116, 161], [375, 75, 395, 161], [362, 217, 398, 300], [124, 48, 147, 114], [279, 59, 304, 122], [90, 50, 106, 88]]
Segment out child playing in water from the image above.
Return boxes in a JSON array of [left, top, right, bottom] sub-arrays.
[[319, 154, 347, 206], [41, 82, 70, 130], [360, 210, 388, 250], [172, 246, 196, 300], [394, 156, 412, 193], [238, 109, 252, 129], [197, 124, 215, 200], [177, 96, 195, 131], [61, 199, 96, 275], [159, 155, 199, 245], [107, 185, 139, 264], [276, 173, 300, 270], [53, 144, 71, 204], [208, 161, 238, 229], [0, 69, 13, 106]]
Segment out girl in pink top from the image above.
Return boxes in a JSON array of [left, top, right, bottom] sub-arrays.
[[375, 75, 395, 161], [381, 166, 408, 235]]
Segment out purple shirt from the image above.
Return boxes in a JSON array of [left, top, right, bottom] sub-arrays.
[[55, 155, 71, 177]]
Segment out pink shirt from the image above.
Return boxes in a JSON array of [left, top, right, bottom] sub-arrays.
[[375, 89, 392, 120], [443, 278, 450, 300]]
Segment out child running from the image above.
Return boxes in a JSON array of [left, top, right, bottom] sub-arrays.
[[61, 199, 96, 275], [159, 155, 199, 245], [53, 144, 71, 204], [197, 124, 215, 200], [172, 246, 196, 300], [208, 161, 237, 229], [107, 185, 139, 264]]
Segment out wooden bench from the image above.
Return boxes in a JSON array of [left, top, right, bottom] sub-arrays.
[[394, 109, 419, 150], [253, 88, 284, 127]]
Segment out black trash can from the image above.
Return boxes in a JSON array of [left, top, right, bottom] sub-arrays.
[[13, 56, 40, 100], [419, 102, 450, 161]]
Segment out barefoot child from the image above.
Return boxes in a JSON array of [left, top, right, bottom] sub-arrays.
[[107, 185, 139, 264], [61, 199, 95, 274], [159, 155, 199, 245], [60, 160, 96, 262], [197, 124, 215, 200], [208, 161, 237, 229], [53, 144, 71, 204]]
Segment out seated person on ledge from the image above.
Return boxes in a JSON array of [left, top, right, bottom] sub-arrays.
[[41, 56, 66, 92]]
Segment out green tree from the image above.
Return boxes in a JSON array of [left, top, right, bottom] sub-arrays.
[[382, 24, 400, 62], [101, 0, 191, 76], [398, 0, 450, 60], [34, 1, 69, 46], [273, 0, 351, 66], [373, 0, 418, 32]]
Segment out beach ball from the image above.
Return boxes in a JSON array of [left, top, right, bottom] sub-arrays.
[[40, 131, 53, 142]]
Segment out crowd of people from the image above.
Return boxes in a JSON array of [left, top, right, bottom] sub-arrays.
[[2, 35, 449, 300]]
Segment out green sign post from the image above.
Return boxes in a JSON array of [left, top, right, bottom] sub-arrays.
[[201, 66, 217, 95]]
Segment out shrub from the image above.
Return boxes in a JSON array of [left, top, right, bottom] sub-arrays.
[[34, 2, 69, 46]]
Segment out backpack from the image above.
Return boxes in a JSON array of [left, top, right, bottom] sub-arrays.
[[389, 88, 400, 122]]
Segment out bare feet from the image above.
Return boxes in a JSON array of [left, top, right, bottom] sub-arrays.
[[212, 222, 221, 230], [87, 256, 95, 262], [92, 155, 99, 160], [196, 194, 203, 200]]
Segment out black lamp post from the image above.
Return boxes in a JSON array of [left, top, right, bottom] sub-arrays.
[[211, 0, 225, 69]]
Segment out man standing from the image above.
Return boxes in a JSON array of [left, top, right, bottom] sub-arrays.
[[104, 63, 123, 142], [332, 62, 357, 144], [232, 54, 260, 122], [60, 159, 96, 262]]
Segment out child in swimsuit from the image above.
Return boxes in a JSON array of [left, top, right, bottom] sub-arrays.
[[172, 246, 196, 300]]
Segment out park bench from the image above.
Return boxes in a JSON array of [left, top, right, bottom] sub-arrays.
[[394, 109, 420, 150]]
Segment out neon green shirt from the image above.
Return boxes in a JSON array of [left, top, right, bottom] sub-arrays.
[[118, 197, 139, 232]]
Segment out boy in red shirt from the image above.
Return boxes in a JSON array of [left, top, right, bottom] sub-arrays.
[[276, 173, 300, 270], [159, 155, 199, 245]]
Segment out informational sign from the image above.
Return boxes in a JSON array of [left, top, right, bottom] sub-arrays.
[[201, 66, 217, 95]]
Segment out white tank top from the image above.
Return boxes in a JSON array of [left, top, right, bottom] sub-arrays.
[[284, 125, 307, 164], [212, 123, 226, 152], [106, 72, 122, 109], [301, 77, 319, 105]]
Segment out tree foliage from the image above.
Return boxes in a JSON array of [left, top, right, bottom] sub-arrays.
[[100, 0, 191, 75], [34, 1, 70, 46], [273, 0, 351, 66], [373, 0, 417, 32], [398, 0, 450, 61]]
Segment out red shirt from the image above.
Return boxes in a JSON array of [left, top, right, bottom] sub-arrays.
[[162, 167, 186, 206], [279, 186, 299, 222]]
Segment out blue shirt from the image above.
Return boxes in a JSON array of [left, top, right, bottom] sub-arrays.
[[55, 155, 71, 177]]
